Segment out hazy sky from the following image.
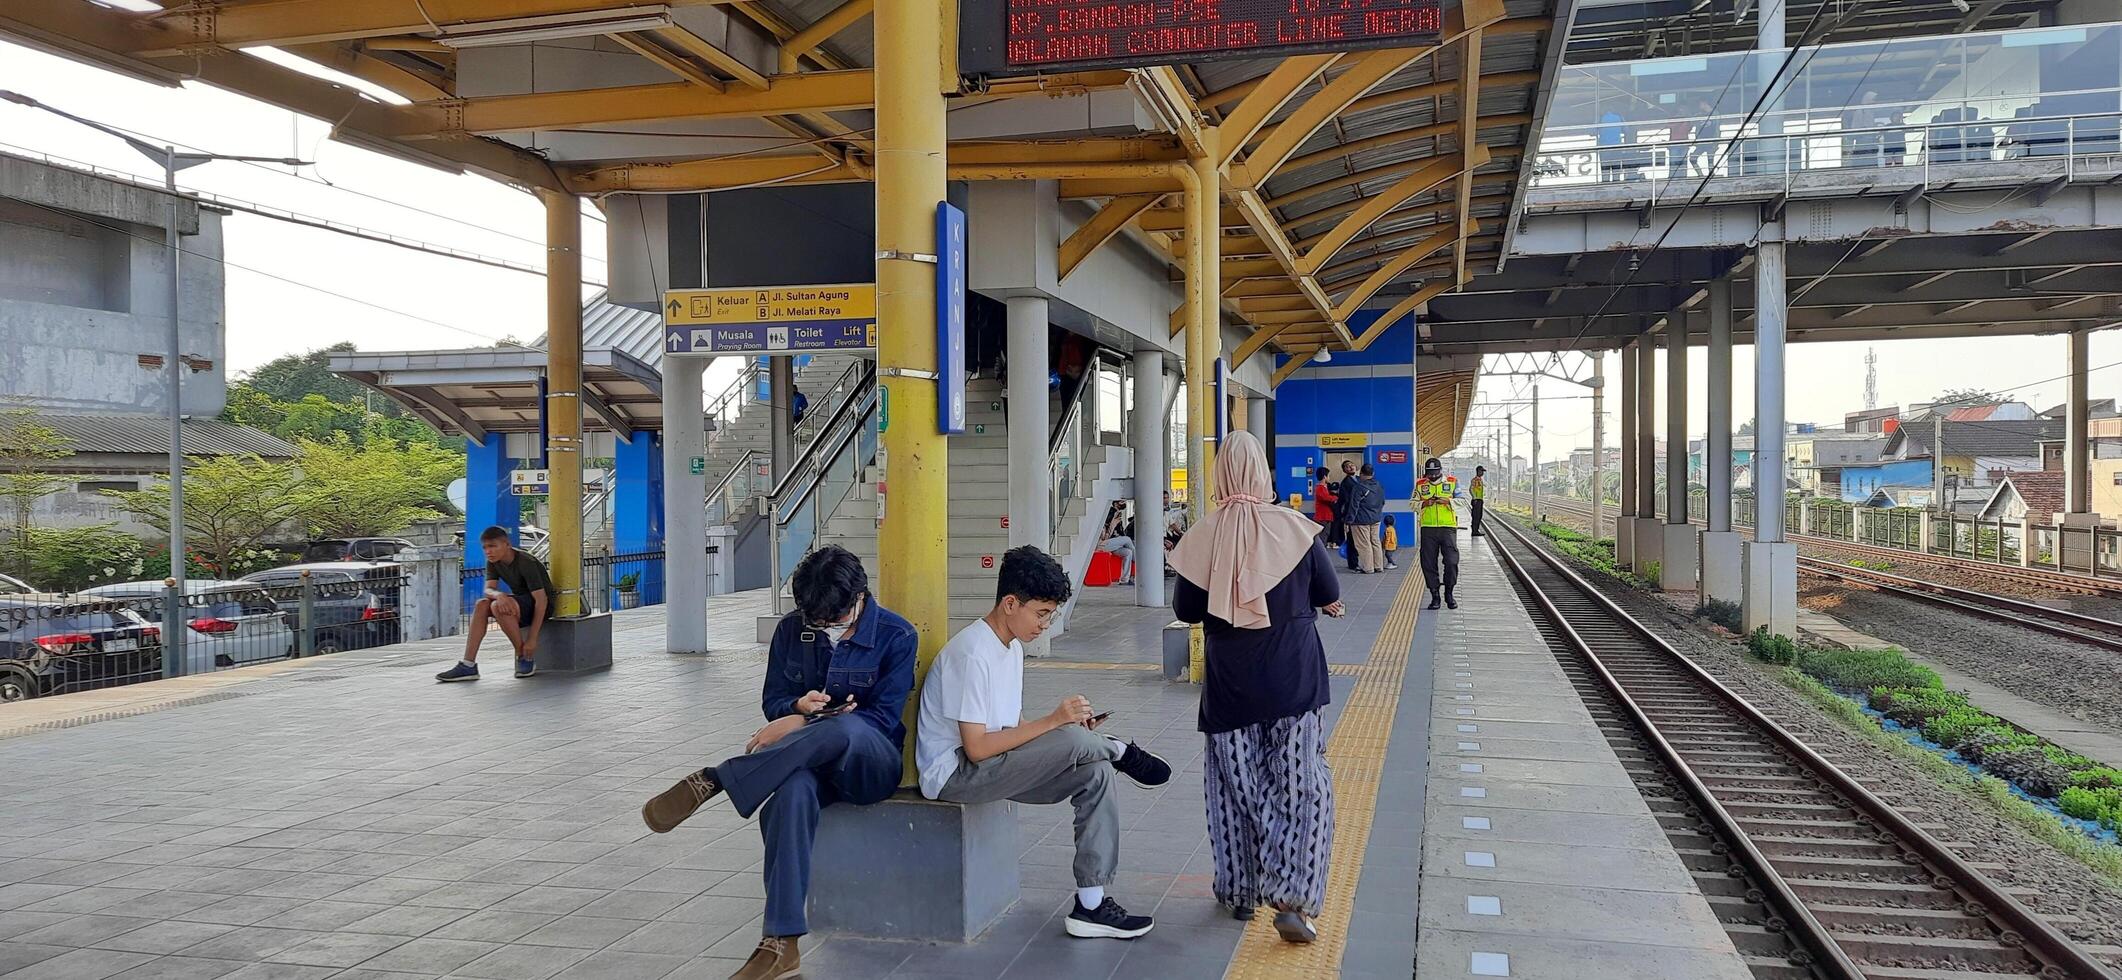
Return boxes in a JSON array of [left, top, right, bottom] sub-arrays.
[[2, 38, 2113, 460]]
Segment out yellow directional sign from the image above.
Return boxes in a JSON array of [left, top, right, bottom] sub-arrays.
[[661, 284, 878, 355], [664, 284, 875, 326]]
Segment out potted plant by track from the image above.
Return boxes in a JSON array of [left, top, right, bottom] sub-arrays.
[[616, 571, 642, 610]]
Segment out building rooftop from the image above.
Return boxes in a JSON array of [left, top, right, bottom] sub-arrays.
[[40, 413, 296, 460], [1983, 471, 2066, 520], [1885, 419, 2063, 459]]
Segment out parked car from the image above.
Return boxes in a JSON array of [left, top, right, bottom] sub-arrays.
[[0, 595, 162, 702], [0, 573, 34, 596], [80, 580, 295, 673], [242, 562, 404, 653], [299, 537, 414, 562]]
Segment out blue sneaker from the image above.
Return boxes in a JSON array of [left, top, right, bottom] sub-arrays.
[[436, 661, 479, 683], [514, 658, 536, 678]]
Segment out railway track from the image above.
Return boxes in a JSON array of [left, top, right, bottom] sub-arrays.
[[1510, 492, 2122, 600], [1489, 515, 2121, 980], [1795, 558, 2122, 653]]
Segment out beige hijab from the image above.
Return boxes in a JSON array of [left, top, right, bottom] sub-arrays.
[[1168, 430, 1322, 629]]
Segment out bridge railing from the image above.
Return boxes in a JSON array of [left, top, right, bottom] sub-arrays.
[[1532, 20, 2122, 192]]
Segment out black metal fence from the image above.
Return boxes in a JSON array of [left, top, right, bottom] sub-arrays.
[[460, 550, 668, 632], [0, 568, 409, 705]]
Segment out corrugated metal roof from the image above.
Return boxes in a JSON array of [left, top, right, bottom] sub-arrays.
[[1890, 419, 2062, 458], [535, 291, 667, 367], [40, 414, 297, 458]]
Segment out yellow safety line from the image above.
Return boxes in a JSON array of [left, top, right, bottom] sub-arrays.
[[1026, 661, 1162, 671], [1224, 571, 1426, 979]]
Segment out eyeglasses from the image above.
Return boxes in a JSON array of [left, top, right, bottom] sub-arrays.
[[806, 595, 864, 632]]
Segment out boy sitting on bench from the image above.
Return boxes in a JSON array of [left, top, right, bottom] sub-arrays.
[[915, 546, 1173, 939]]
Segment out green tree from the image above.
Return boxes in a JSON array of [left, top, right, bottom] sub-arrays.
[[274, 394, 367, 445], [0, 406, 74, 559], [1930, 387, 2002, 409], [242, 342, 378, 409], [105, 456, 315, 576], [296, 434, 462, 537], [11, 525, 143, 592], [220, 382, 289, 434]]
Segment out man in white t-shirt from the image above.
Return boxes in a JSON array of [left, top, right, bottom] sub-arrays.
[[915, 546, 1173, 940]]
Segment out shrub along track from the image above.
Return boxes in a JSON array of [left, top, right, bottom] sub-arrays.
[[1795, 574, 2122, 741], [1492, 515, 2122, 978]]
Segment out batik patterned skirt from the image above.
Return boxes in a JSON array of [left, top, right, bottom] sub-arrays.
[[1202, 710, 1335, 916]]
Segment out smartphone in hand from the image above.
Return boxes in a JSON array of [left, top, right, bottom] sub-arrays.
[[806, 697, 856, 722], [1088, 710, 1113, 726]]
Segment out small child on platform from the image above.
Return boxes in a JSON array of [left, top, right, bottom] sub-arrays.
[[1381, 514, 1400, 570]]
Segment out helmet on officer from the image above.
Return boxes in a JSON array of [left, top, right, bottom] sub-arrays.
[[1423, 457, 1443, 479]]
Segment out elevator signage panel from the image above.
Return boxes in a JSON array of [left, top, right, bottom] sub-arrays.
[[961, 0, 1444, 75], [937, 202, 968, 434], [662, 285, 876, 355]]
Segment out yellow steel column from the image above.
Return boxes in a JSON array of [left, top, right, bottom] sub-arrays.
[[540, 188, 584, 618], [874, 0, 948, 767], [1187, 126, 1222, 525]]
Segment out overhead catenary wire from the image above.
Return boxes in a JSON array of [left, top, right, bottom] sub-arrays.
[[0, 139, 609, 281], [7, 193, 549, 353], [7, 96, 620, 247]]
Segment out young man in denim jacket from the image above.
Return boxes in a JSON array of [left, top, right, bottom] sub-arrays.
[[641, 545, 916, 980]]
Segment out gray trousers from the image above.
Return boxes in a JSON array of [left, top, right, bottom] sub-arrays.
[[937, 725, 1124, 888]]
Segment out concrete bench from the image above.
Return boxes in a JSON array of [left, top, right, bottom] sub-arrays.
[[536, 612, 612, 674], [809, 791, 1019, 942]]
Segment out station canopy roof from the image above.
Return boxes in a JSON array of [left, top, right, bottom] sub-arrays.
[[328, 294, 665, 440], [0, 0, 1566, 375]]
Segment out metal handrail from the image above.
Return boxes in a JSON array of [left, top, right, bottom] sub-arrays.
[[765, 382, 881, 614], [770, 360, 879, 507], [1048, 375, 1092, 463], [789, 359, 868, 459], [1535, 110, 2122, 189]]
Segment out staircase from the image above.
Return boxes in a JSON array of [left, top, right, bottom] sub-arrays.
[[816, 376, 1109, 637], [698, 355, 868, 514]]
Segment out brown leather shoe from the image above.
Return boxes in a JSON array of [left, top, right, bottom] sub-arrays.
[[729, 935, 800, 980], [641, 770, 720, 833]]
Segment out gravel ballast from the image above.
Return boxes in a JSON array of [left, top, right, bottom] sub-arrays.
[[1501, 526, 2122, 955]]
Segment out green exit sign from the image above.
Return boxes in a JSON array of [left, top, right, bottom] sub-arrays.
[[688, 456, 706, 476]]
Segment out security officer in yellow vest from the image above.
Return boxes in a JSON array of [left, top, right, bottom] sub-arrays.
[[1469, 465, 1487, 538], [1415, 457, 1461, 610]]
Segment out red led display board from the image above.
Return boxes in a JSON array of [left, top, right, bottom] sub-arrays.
[[960, 0, 1444, 76]]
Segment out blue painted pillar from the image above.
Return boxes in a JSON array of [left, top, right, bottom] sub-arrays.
[[614, 431, 666, 604], [464, 434, 518, 612]]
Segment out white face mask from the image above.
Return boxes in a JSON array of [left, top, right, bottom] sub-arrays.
[[818, 596, 863, 644]]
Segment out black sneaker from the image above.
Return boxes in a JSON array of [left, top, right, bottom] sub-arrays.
[[1112, 742, 1171, 787], [1445, 591, 1459, 610], [1427, 595, 1442, 610], [1065, 897, 1153, 939]]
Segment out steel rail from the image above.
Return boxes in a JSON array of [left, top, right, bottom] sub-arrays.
[[1796, 557, 2122, 654], [1490, 523, 1863, 980], [1491, 515, 2120, 980]]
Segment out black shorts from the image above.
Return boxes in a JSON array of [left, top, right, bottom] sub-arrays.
[[489, 594, 537, 629]]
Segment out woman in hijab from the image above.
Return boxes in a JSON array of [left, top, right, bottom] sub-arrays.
[[1169, 430, 1345, 944]]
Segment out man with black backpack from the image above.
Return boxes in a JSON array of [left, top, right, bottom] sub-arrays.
[[1341, 462, 1387, 574]]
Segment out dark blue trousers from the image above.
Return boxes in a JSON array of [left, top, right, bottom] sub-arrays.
[[711, 715, 901, 937]]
